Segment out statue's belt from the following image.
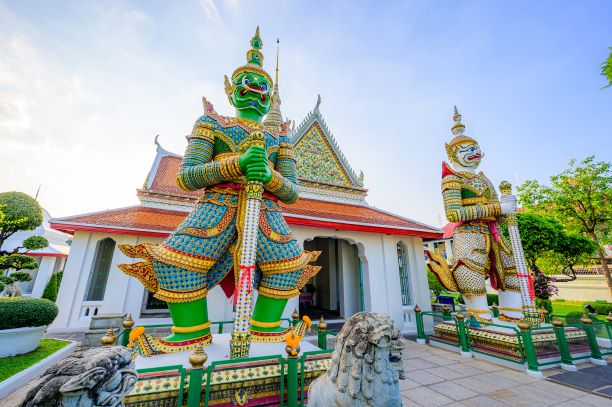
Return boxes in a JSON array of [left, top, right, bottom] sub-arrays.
[[206, 183, 279, 202], [455, 219, 498, 234]]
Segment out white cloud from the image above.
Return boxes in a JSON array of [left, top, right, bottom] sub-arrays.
[[199, 0, 221, 22]]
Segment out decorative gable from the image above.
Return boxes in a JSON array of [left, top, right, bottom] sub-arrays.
[[290, 95, 367, 203], [294, 123, 352, 186]]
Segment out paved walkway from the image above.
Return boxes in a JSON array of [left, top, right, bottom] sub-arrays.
[[400, 340, 611, 406], [6, 334, 611, 406]]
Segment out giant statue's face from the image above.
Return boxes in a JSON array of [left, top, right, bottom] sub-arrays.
[[230, 72, 272, 117], [454, 142, 483, 169]]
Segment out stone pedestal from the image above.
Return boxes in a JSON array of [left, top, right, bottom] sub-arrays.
[[81, 313, 126, 348]]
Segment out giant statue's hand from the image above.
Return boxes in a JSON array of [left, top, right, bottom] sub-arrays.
[[239, 146, 272, 183], [500, 194, 518, 215]]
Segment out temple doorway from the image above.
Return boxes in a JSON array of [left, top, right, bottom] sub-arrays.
[[301, 237, 363, 320]]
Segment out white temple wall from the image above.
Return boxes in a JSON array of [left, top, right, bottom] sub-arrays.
[[338, 240, 360, 318], [50, 231, 92, 331], [51, 226, 430, 333], [290, 225, 430, 333], [29, 256, 57, 298]]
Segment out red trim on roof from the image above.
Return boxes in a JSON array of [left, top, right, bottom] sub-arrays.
[[51, 223, 171, 238], [284, 216, 443, 238], [50, 203, 443, 239]]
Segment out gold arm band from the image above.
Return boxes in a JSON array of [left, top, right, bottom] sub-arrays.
[[466, 308, 491, 314], [497, 307, 523, 312], [250, 319, 282, 328], [171, 321, 211, 333]]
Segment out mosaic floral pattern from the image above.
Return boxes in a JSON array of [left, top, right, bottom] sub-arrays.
[[294, 125, 351, 186]]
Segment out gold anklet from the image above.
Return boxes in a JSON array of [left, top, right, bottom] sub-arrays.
[[497, 306, 522, 312], [466, 308, 491, 314], [250, 319, 282, 328], [171, 321, 211, 333]]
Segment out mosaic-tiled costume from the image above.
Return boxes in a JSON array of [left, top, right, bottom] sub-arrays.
[[426, 108, 523, 323], [440, 163, 520, 296], [118, 28, 320, 355]]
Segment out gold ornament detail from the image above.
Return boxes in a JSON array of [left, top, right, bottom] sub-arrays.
[[100, 328, 117, 346]]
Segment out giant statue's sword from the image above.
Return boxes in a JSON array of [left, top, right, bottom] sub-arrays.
[[499, 181, 538, 323], [230, 132, 266, 359]]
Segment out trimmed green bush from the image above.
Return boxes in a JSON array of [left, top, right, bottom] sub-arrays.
[[42, 271, 63, 302], [564, 311, 584, 324], [0, 297, 58, 329], [536, 298, 553, 314], [590, 302, 612, 315]]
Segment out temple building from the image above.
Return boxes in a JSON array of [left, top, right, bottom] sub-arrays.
[[49, 96, 442, 334]]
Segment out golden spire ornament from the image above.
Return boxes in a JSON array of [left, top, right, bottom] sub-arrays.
[[264, 38, 284, 131]]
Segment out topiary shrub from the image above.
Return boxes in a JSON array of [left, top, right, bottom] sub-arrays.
[[42, 271, 63, 302], [536, 298, 553, 314], [590, 302, 612, 315], [0, 297, 58, 329]]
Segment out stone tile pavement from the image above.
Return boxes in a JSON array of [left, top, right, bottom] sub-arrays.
[[400, 340, 612, 406], [7, 332, 610, 406]]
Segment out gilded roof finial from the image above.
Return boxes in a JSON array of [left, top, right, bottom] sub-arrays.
[[264, 37, 283, 131], [275, 38, 279, 86], [451, 105, 465, 136]]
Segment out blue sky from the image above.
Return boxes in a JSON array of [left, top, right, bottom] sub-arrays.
[[0, 0, 610, 227]]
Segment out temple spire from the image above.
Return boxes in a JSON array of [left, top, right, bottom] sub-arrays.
[[264, 38, 284, 132], [451, 105, 466, 136]]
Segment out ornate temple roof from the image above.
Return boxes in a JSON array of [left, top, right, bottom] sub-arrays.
[[50, 201, 442, 238], [289, 95, 366, 203]]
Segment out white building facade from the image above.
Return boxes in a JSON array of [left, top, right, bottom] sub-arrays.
[[49, 98, 442, 334]]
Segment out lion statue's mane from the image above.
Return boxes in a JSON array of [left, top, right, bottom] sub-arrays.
[[20, 346, 136, 407], [308, 312, 405, 407]]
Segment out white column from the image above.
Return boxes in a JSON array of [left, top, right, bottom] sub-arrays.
[[362, 235, 388, 315], [406, 236, 434, 333], [30, 256, 57, 298], [328, 239, 338, 311], [381, 235, 404, 329], [100, 235, 139, 314], [49, 232, 92, 331], [339, 240, 359, 318]]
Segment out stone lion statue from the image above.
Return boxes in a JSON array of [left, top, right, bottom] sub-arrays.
[[308, 312, 406, 407], [20, 346, 137, 407]]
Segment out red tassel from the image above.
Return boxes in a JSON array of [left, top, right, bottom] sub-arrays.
[[232, 265, 255, 306]]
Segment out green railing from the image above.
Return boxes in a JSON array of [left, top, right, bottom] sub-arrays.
[[110, 315, 336, 407], [134, 364, 187, 407], [414, 305, 612, 376]]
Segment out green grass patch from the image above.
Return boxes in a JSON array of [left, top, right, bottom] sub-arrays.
[[551, 302, 587, 316], [0, 338, 70, 382]]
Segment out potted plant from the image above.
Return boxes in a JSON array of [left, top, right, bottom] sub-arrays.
[[0, 297, 58, 357]]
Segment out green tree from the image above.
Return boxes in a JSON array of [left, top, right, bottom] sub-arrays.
[[554, 233, 597, 279], [0, 192, 48, 294], [518, 156, 612, 294], [511, 213, 563, 271], [427, 269, 444, 297], [602, 47, 612, 88]]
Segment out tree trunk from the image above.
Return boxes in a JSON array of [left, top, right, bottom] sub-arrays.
[[588, 232, 612, 297]]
